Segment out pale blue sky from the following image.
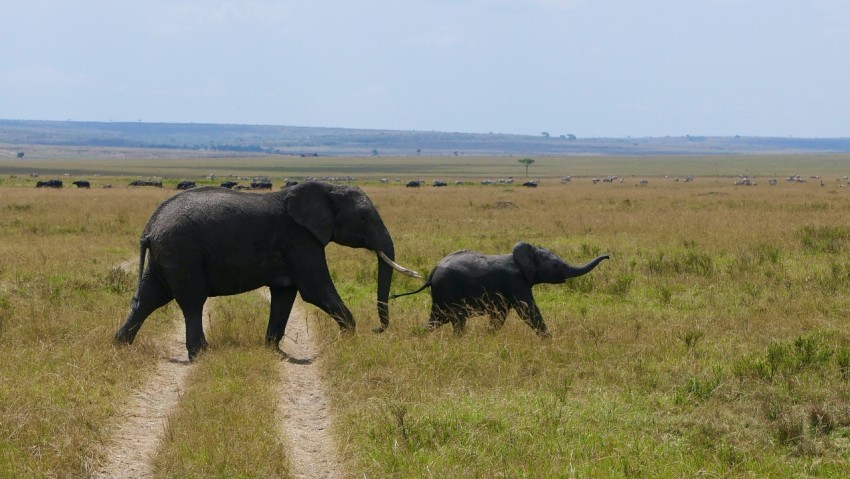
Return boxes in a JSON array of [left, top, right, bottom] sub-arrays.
[[2, 0, 849, 137]]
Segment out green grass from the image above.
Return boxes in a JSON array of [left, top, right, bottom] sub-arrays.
[[3, 151, 850, 181], [149, 292, 290, 478], [2, 155, 850, 477], [317, 179, 850, 477]]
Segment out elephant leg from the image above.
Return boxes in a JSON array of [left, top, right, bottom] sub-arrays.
[[427, 303, 451, 331], [515, 298, 551, 339], [297, 277, 354, 333], [115, 273, 173, 344], [266, 286, 297, 349], [442, 302, 469, 335], [168, 271, 210, 360], [174, 294, 208, 360], [451, 315, 468, 335], [488, 309, 509, 332]]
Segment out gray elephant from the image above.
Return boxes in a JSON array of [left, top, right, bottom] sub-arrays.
[[114, 182, 421, 359], [392, 242, 609, 337]]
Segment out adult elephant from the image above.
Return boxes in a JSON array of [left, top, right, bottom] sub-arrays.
[[114, 182, 421, 359], [392, 242, 608, 337]]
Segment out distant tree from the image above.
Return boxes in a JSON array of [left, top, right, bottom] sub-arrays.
[[17, 152, 24, 159], [372, 149, 379, 156], [541, 132, 550, 138], [518, 158, 535, 177], [567, 134, 577, 141], [416, 148, 421, 156]]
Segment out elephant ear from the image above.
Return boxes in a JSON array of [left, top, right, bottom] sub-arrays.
[[512, 241, 536, 284], [284, 183, 335, 245]]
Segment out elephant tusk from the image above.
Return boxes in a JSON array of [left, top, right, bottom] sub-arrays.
[[378, 251, 423, 279]]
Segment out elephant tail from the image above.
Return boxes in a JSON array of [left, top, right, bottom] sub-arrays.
[[390, 280, 432, 299], [131, 237, 150, 309]]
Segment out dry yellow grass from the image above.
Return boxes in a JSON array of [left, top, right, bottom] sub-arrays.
[[2, 166, 850, 477], [319, 178, 850, 477]]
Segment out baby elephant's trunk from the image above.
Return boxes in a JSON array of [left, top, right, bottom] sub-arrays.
[[565, 254, 610, 278]]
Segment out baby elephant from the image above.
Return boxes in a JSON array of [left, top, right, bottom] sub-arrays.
[[392, 241, 609, 337]]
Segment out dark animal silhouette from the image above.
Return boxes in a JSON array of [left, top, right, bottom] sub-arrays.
[[36, 179, 63, 188], [393, 242, 608, 337], [114, 182, 421, 360]]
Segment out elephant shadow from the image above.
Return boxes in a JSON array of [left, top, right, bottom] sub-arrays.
[[284, 355, 315, 365], [165, 357, 191, 366]]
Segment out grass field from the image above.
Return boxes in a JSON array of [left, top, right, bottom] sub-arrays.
[[1, 154, 850, 477], [2, 151, 850, 182]]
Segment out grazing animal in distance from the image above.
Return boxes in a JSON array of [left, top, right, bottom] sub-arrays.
[[36, 179, 63, 188]]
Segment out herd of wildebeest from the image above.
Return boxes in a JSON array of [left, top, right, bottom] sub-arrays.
[[27, 172, 850, 190], [31, 176, 284, 190]]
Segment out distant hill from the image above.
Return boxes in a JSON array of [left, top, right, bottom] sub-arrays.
[[1, 119, 849, 156]]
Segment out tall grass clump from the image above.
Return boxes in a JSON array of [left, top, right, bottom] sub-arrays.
[[799, 225, 849, 254], [646, 248, 714, 277]]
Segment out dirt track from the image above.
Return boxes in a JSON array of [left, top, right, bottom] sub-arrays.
[[96, 279, 342, 478], [94, 309, 197, 478], [272, 294, 344, 479]]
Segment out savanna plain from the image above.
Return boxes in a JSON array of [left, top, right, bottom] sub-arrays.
[[2, 153, 850, 478]]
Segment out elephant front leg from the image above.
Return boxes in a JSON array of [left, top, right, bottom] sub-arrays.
[[266, 286, 297, 350], [297, 281, 355, 333], [515, 297, 551, 339], [291, 252, 355, 332]]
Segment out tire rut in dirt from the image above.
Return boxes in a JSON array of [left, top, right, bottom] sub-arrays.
[[263, 289, 345, 479], [95, 279, 212, 478]]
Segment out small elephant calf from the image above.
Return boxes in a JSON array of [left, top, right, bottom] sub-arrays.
[[392, 241, 609, 337]]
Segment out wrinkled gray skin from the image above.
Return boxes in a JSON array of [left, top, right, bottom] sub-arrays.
[[115, 182, 403, 360], [393, 242, 609, 337]]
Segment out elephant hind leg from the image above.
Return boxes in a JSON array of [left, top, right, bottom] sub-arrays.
[[169, 274, 211, 360], [266, 286, 297, 349], [487, 309, 509, 332], [426, 303, 453, 332], [174, 294, 208, 361], [450, 316, 468, 335], [115, 273, 173, 344]]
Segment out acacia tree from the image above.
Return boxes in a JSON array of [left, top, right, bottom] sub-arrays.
[[518, 158, 535, 177]]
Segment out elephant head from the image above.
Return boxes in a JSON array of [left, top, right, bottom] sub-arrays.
[[283, 182, 420, 332], [512, 241, 609, 285]]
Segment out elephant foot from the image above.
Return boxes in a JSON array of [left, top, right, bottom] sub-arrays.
[[425, 322, 442, 333], [113, 328, 136, 345], [187, 341, 209, 362]]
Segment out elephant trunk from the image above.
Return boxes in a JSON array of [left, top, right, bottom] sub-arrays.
[[372, 229, 421, 333], [375, 240, 395, 333], [565, 254, 610, 278]]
